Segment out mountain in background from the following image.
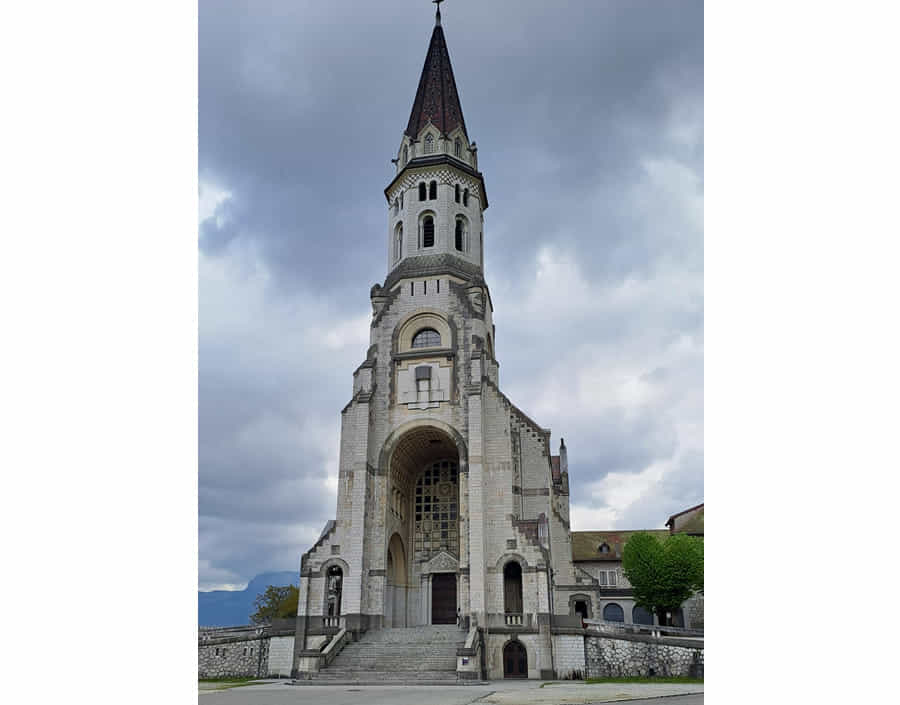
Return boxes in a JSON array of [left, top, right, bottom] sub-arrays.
[[199, 571, 297, 627]]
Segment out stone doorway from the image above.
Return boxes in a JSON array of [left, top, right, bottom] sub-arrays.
[[431, 573, 456, 624], [503, 640, 527, 678]]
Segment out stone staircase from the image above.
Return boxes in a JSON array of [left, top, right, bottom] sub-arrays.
[[312, 626, 467, 683]]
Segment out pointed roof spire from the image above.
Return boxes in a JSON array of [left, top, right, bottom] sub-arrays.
[[405, 2, 468, 140]]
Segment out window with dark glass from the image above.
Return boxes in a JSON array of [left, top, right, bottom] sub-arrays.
[[455, 220, 463, 251], [414, 461, 459, 560], [411, 328, 441, 348], [429, 180, 437, 200], [422, 216, 434, 247], [463, 188, 469, 206], [455, 184, 460, 203], [419, 182, 427, 201]]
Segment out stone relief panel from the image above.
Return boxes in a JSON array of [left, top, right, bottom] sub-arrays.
[[423, 551, 459, 574]]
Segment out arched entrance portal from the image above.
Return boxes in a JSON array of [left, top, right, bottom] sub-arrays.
[[385, 424, 463, 626], [503, 640, 528, 678]]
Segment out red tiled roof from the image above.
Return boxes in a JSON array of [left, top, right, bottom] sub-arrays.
[[405, 24, 468, 139]]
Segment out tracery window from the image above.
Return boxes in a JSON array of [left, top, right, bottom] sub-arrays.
[[403, 145, 409, 165], [454, 138, 462, 158], [424, 134, 434, 154], [411, 328, 441, 348], [414, 460, 459, 560]]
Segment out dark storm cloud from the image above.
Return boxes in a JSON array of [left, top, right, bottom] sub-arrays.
[[200, 0, 703, 589]]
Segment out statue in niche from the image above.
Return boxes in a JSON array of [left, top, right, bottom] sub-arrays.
[[326, 566, 343, 616]]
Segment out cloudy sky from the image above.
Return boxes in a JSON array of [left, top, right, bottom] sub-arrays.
[[199, 0, 703, 591]]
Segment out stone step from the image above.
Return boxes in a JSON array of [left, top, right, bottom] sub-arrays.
[[314, 671, 460, 681]]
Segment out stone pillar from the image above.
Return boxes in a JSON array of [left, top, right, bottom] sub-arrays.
[[466, 389, 487, 622], [337, 396, 372, 629]]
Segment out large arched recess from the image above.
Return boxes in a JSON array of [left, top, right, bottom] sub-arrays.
[[377, 419, 469, 476], [379, 420, 468, 625]]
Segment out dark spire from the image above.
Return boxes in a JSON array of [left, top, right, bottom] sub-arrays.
[[405, 6, 468, 140]]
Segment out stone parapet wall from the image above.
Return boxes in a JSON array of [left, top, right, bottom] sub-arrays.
[[585, 632, 703, 679]]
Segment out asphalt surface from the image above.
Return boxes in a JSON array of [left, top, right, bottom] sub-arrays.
[[198, 680, 704, 705]]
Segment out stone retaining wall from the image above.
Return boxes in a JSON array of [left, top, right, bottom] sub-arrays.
[[198, 638, 269, 679], [198, 624, 294, 679], [585, 632, 703, 679]]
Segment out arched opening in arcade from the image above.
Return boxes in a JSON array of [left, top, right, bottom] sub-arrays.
[[386, 424, 464, 626]]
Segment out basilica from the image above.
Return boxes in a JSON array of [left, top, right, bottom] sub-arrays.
[[291, 6, 701, 681]]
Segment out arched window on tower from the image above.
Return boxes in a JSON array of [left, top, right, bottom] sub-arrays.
[[412, 328, 441, 348], [455, 219, 464, 252], [403, 145, 409, 165], [463, 188, 469, 207], [454, 138, 462, 158], [422, 216, 435, 248], [394, 223, 403, 262], [455, 184, 460, 203], [419, 182, 427, 201], [429, 180, 437, 200], [424, 133, 434, 154]]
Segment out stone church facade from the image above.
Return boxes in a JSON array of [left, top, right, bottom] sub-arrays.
[[289, 8, 701, 681]]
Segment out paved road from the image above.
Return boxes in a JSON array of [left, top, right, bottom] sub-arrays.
[[198, 680, 703, 705]]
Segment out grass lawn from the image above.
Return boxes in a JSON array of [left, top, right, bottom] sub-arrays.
[[198, 677, 268, 691], [585, 677, 703, 684], [541, 676, 703, 687]]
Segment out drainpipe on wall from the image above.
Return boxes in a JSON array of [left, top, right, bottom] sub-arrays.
[[547, 566, 556, 678]]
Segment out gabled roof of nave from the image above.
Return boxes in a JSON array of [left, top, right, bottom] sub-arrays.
[[405, 16, 468, 140]]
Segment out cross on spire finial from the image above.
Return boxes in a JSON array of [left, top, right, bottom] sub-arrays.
[[433, 0, 444, 27]]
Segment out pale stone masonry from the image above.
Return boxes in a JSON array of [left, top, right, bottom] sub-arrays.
[[289, 10, 703, 680]]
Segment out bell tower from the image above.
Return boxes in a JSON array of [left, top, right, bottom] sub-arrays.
[[383, 2, 488, 281]]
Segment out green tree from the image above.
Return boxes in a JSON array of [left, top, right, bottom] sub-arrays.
[[622, 532, 703, 627], [250, 585, 299, 625]]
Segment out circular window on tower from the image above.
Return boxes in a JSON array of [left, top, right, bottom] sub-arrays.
[[411, 328, 441, 349]]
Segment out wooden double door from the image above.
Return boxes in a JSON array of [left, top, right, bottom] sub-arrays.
[[431, 573, 457, 624], [503, 640, 527, 678]]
